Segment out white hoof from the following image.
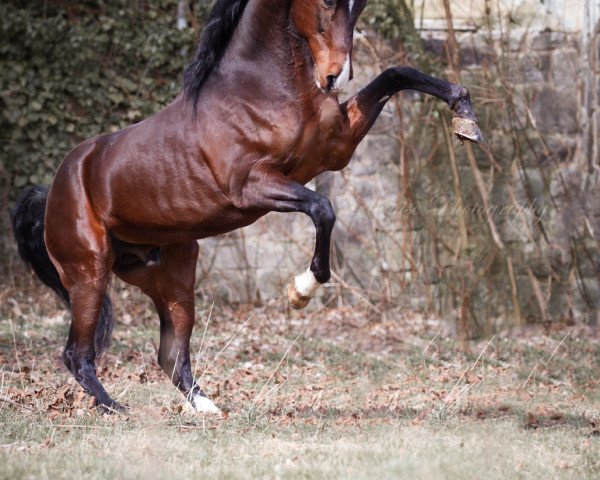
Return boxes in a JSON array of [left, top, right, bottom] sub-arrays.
[[190, 395, 222, 415], [287, 269, 321, 309]]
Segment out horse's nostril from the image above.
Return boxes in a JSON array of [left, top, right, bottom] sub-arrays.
[[326, 75, 336, 91]]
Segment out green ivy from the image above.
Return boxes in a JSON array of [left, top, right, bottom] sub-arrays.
[[364, 0, 420, 44], [0, 0, 200, 194]]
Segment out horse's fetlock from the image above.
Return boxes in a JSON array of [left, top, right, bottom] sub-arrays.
[[313, 268, 331, 284], [450, 85, 469, 106]]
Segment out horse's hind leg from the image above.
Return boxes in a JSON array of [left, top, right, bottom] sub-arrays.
[[113, 241, 221, 414], [45, 203, 118, 410]]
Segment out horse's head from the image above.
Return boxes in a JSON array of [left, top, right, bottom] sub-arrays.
[[291, 0, 367, 93]]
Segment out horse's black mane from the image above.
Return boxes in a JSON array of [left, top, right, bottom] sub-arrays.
[[183, 0, 251, 111]]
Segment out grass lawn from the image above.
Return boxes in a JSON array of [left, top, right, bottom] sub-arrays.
[[1, 283, 599, 479]]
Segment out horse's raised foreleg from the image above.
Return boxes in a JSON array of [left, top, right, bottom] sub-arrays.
[[240, 170, 336, 309], [338, 66, 482, 152], [112, 242, 220, 414]]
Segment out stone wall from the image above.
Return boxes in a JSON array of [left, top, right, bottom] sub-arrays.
[[437, 7, 600, 330], [196, 1, 599, 334]]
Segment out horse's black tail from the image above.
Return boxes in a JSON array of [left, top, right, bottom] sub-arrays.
[[10, 185, 114, 356]]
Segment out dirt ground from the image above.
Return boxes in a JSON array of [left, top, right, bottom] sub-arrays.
[[1, 280, 599, 479]]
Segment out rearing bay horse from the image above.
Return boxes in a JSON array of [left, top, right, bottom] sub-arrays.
[[11, 0, 482, 414]]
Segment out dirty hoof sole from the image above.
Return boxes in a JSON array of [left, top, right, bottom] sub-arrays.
[[452, 117, 483, 144], [287, 282, 311, 309]]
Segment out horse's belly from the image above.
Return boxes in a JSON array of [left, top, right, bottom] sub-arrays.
[[107, 200, 266, 245]]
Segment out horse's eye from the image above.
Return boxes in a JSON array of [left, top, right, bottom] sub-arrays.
[[323, 0, 335, 9]]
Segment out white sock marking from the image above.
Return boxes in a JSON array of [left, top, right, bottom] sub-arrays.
[[191, 395, 222, 415], [294, 269, 320, 298]]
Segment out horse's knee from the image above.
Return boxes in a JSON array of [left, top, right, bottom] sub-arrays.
[[311, 196, 336, 229]]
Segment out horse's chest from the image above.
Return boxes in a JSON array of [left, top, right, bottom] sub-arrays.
[[274, 98, 342, 175]]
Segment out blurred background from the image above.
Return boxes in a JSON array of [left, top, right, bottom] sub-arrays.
[[1, 0, 599, 339]]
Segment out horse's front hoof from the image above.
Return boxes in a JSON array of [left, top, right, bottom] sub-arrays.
[[287, 270, 321, 309], [190, 395, 222, 415], [452, 117, 483, 144], [287, 281, 312, 309]]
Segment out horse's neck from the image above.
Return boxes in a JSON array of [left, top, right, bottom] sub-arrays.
[[230, 0, 313, 92], [243, 0, 293, 30]]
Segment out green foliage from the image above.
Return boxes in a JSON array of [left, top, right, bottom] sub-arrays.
[[360, 0, 436, 72], [363, 0, 421, 46], [0, 0, 198, 193]]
